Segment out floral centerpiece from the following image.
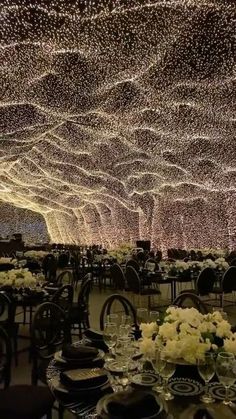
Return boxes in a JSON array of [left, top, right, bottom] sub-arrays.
[[24, 250, 48, 260], [0, 268, 37, 288], [107, 243, 133, 264], [139, 307, 235, 364]]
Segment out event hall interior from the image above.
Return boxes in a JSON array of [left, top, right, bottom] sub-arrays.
[[0, 1, 235, 418]]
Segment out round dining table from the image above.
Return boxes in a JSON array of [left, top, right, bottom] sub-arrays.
[[46, 341, 236, 419]]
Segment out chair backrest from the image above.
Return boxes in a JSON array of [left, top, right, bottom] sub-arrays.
[[196, 267, 216, 295], [56, 270, 73, 286], [51, 284, 74, 312], [23, 260, 41, 272], [222, 266, 236, 292], [42, 254, 57, 281], [57, 253, 69, 269], [99, 294, 138, 331], [110, 263, 126, 290], [125, 266, 141, 293], [0, 264, 15, 272], [0, 326, 12, 388], [173, 292, 209, 314], [145, 258, 158, 272], [31, 302, 69, 360], [230, 258, 236, 267], [0, 291, 15, 325], [126, 259, 140, 272], [77, 275, 93, 310]]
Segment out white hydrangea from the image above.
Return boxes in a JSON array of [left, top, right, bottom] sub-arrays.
[[216, 320, 232, 338], [139, 337, 156, 357], [140, 322, 158, 338], [224, 334, 236, 355]]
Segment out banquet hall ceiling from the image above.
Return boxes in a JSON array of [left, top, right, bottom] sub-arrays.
[[0, 0, 235, 248]]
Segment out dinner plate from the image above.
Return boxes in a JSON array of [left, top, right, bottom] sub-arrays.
[[54, 349, 104, 364], [105, 360, 137, 373], [131, 373, 158, 387], [168, 378, 203, 396], [209, 382, 236, 401], [50, 375, 110, 394]]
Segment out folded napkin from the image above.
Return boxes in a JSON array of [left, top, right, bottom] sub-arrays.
[[62, 344, 99, 361], [60, 368, 108, 389], [102, 391, 161, 419], [84, 329, 108, 352]]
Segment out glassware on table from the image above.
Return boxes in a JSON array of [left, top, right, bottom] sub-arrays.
[[212, 307, 228, 320], [158, 351, 176, 400], [216, 352, 236, 405], [103, 322, 117, 362], [149, 311, 160, 323], [119, 324, 130, 338], [121, 314, 132, 326], [115, 336, 132, 390], [197, 353, 215, 403], [106, 313, 119, 326], [151, 347, 164, 393], [137, 308, 148, 324]]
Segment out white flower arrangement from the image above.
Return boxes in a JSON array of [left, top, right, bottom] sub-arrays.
[[0, 268, 37, 288], [191, 248, 227, 259], [139, 307, 234, 364], [214, 257, 229, 271], [107, 243, 133, 264], [202, 259, 217, 270], [24, 250, 48, 260], [0, 257, 17, 266]]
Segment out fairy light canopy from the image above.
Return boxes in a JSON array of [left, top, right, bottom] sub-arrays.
[[0, 0, 235, 248]]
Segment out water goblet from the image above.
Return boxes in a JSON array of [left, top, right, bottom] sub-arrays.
[[151, 347, 164, 393], [159, 351, 176, 400], [103, 322, 117, 362], [119, 324, 130, 338], [137, 308, 148, 324], [106, 313, 119, 326], [197, 353, 215, 403], [149, 311, 160, 324], [216, 352, 236, 406]]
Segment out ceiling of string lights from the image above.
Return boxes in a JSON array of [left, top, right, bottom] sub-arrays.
[[0, 0, 235, 248]]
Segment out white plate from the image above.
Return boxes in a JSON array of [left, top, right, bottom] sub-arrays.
[[131, 373, 158, 387]]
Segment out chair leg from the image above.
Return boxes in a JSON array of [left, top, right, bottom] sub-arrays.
[[58, 403, 64, 419], [13, 335, 18, 366], [46, 410, 52, 419]]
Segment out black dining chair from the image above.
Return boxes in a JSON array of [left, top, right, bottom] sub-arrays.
[[125, 266, 160, 309], [56, 270, 73, 287], [126, 259, 140, 272], [181, 267, 216, 298], [99, 294, 138, 331], [30, 302, 70, 386], [42, 254, 57, 282], [173, 292, 209, 314], [211, 266, 236, 308], [23, 260, 41, 273], [51, 284, 74, 313], [110, 263, 126, 291], [0, 263, 15, 272], [0, 292, 18, 366], [69, 275, 93, 338], [0, 326, 54, 419]]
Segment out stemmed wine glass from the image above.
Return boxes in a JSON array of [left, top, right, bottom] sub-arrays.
[[103, 322, 117, 362], [158, 351, 176, 400], [198, 353, 215, 403], [151, 347, 164, 393], [216, 352, 236, 406]]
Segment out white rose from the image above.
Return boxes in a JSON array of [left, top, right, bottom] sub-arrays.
[[159, 321, 178, 340]]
